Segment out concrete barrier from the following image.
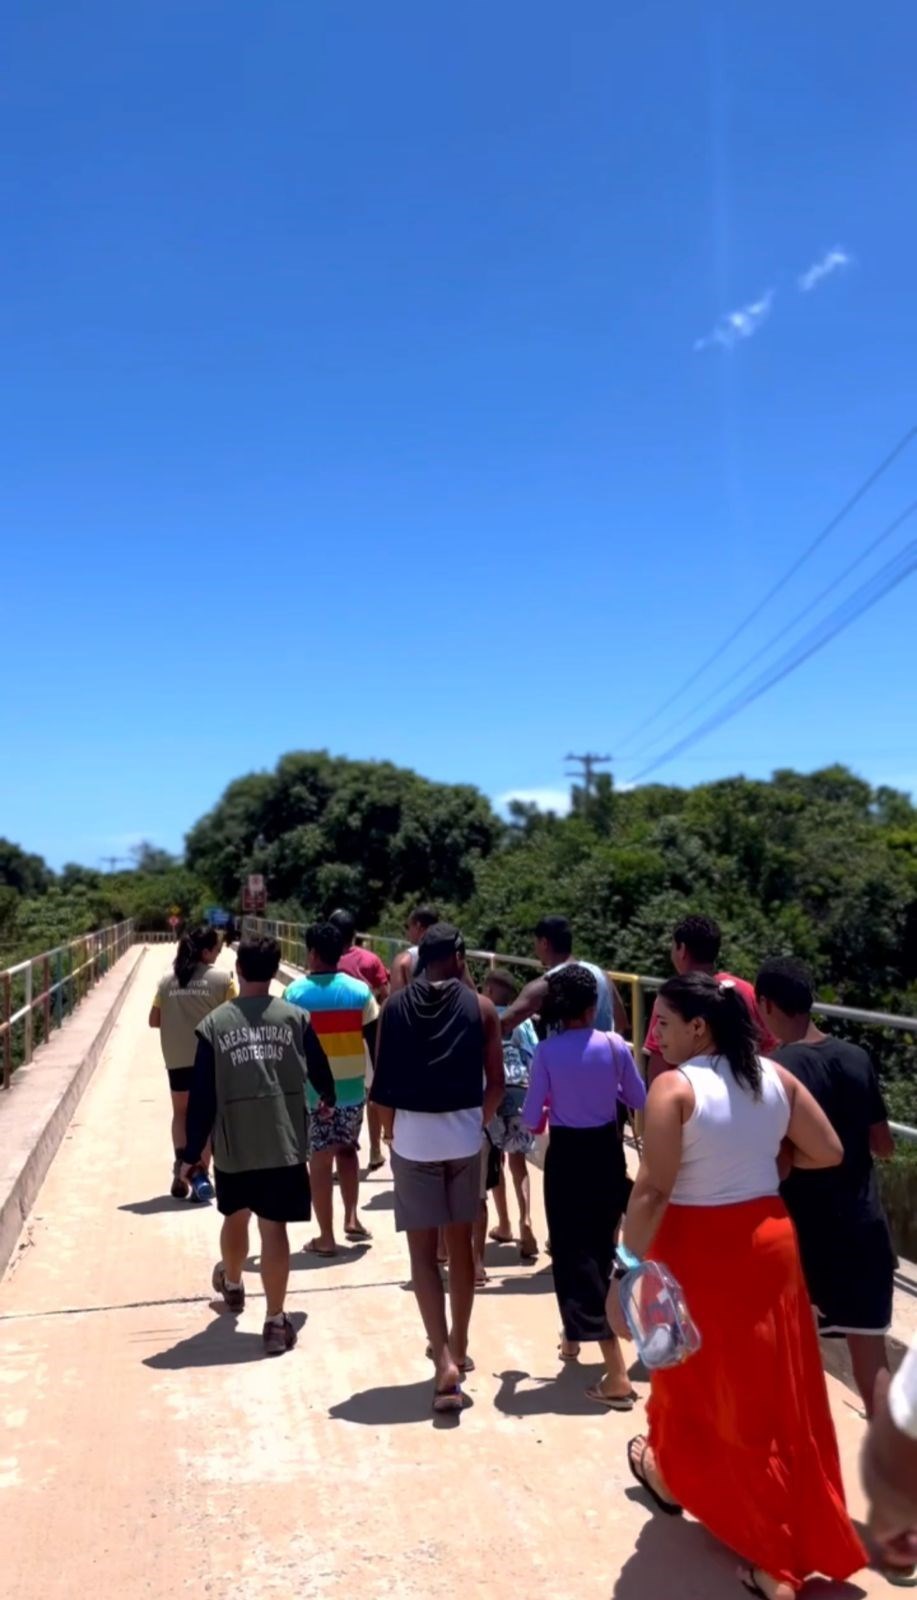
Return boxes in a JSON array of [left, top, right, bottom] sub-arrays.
[[0, 945, 146, 1278]]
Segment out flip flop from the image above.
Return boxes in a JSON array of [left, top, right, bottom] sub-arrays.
[[519, 1240, 539, 1262], [425, 1344, 475, 1373], [627, 1436, 683, 1515], [558, 1342, 580, 1363], [879, 1565, 917, 1590], [488, 1228, 513, 1245], [304, 1239, 338, 1257], [367, 1156, 386, 1172], [432, 1385, 466, 1413], [586, 1384, 637, 1411], [344, 1225, 372, 1241]]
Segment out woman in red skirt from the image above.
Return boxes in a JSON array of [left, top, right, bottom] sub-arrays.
[[608, 973, 868, 1600]]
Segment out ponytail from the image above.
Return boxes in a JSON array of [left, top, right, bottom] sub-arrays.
[[658, 973, 762, 1097], [173, 925, 219, 989]]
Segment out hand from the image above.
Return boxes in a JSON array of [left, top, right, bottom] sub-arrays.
[[606, 1276, 631, 1341], [316, 1101, 334, 1122]]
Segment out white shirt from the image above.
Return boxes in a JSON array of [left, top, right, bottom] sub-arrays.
[[392, 1108, 483, 1162], [890, 1336, 917, 1440], [670, 1054, 790, 1207]]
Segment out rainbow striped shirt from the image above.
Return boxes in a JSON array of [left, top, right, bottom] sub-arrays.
[[283, 971, 378, 1108]]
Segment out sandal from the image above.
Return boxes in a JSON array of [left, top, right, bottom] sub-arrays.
[[586, 1384, 637, 1411], [432, 1385, 466, 1413], [304, 1238, 338, 1257], [425, 1344, 475, 1373], [488, 1228, 513, 1245], [626, 1435, 683, 1516], [344, 1224, 372, 1241]]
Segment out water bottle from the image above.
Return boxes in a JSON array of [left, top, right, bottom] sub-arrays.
[[615, 1247, 701, 1370], [189, 1169, 215, 1204]]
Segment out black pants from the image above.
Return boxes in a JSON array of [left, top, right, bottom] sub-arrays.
[[544, 1123, 627, 1343]]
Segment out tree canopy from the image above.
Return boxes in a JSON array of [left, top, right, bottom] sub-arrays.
[[2, 753, 915, 1121]]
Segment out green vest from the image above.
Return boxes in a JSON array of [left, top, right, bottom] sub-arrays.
[[197, 996, 311, 1174]]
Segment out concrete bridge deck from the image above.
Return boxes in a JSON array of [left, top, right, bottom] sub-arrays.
[[0, 947, 890, 1597]]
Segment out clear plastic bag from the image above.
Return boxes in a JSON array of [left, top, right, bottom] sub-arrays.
[[619, 1260, 701, 1370]]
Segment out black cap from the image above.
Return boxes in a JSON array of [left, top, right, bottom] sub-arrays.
[[416, 922, 465, 971]]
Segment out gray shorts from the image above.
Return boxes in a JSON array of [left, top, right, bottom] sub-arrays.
[[391, 1149, 481, 1233]]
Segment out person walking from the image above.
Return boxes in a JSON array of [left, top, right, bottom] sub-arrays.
[[182, 935, 336, 1355], [389, 905, 441, 992], [329, 908, 390, 1172], [608, 973, 867, 1600], [499, 915, 628, 1037], [642, 914, 776, 1085], [481, 969, 539, 1262], [862, 1334, 917, 1585], [149, 924, 235, 1201], [284, 921, 379, 1256], [371, 923, 504, 1412], [756, 955, 897, 1417], [522, 963, 647, 1406]]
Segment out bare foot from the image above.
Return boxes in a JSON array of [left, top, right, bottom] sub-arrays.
[[474, 1264, 489, 1287], [432, 1353, 463, 1412], [519, 1229, 538, 1260], [739, 1567, 794, 1600], [344, 1221, 372, 1240], [559, 1337, 581, 1362], [304, 1236, 338, 1257], [488, 1226, 513, 1244]]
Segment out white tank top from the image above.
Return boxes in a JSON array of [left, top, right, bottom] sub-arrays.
[[670, 1054, 790, 1207]]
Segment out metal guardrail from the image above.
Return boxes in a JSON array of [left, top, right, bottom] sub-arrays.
[[242, 916, 916, 1142], [0, 919, 136, 1089]]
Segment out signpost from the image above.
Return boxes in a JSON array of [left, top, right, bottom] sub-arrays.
[[242, 874, 266, 914]]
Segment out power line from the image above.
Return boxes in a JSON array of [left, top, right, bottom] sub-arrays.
[[626, 498, 917, 764], [615, 424, 917, 753], [629, 531, 917, 781]]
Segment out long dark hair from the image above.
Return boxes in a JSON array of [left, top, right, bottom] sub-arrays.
[[173, 925, 219, 989], [658, 972, 762, 1097]]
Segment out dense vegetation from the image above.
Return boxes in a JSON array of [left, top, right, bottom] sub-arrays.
[[3, 752, 915, 1125]]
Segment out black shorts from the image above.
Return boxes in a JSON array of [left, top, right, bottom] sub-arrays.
[[167, 1066, 195, 1092], [796, 1209, 896, 1337], [215, 1163, 312, 1224]]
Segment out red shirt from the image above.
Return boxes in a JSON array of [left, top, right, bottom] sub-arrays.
[[644, 971, 778, 1059], [338, 946, 389, 994]]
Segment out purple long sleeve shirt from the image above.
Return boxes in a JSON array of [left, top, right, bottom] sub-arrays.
[[521, 1028, 648, 1131]]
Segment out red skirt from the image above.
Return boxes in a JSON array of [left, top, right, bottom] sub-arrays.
[[647, 1197, 867, 1592]]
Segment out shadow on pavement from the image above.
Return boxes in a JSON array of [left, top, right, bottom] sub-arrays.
[[485, 1267, 556, 1296], [329, 1377, 472, 1428], [143, 1310, 308, 1370], [289, 1242, 372, 1270], [118, 1195, 198, 1216], [493, 1364, 617, 1418], [611, 1513, 869, 1600], [361, 1189, 396, 1211]]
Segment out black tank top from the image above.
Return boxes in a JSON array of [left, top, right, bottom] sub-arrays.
[[372, 978, 484, 1114]]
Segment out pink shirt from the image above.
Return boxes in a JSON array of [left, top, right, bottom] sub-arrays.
[[338, 946, 389, 994], [644, 971, 778, 1059]]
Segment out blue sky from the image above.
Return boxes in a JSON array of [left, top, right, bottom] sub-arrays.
[[3, 1, 917, 868]]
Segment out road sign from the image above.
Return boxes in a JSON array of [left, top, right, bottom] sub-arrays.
[[167, 914, 180, 931], [206, 907, 231, 927], [169, 905, 182, 917], [243, 874, 266, 913]]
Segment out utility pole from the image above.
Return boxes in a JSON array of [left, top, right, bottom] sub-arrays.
[[99, 856, 131, 872], [565, 752, 612, 800]]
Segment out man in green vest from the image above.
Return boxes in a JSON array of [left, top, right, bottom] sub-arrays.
[[183, 934, 336, 1355]]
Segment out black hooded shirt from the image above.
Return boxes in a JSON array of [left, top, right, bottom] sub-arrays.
[[371, 977, 484, 1114]]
